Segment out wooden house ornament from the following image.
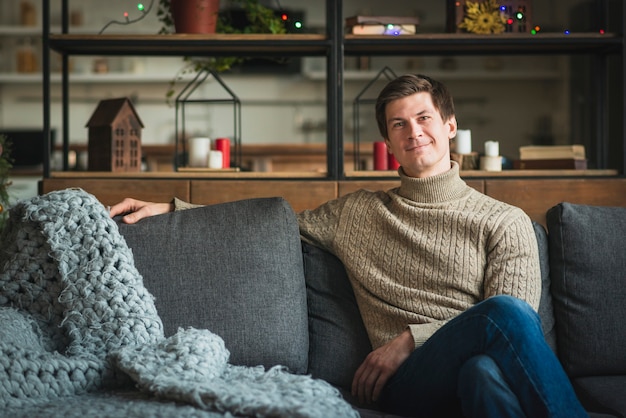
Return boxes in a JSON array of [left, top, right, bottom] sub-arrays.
[[86, 97, 143, 172]]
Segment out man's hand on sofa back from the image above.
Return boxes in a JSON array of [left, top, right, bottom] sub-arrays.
[[109, 198, 173, 224]]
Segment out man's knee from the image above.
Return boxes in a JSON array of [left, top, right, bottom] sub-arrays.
[[480, 295, 537, 321]]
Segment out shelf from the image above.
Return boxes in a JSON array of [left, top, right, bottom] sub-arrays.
[[48, 33, 329, 57], [304, 69, 562, 81], [48, 170, 329, 179], [345, 169, 619, 178], [47, 169, 619, 180], [41, 0, 625, 179], [344, 33, 622, 56], [0, 72, 195, 84], [47, 32, 622, 58]]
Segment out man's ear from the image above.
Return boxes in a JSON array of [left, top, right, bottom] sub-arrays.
[[447, 117, 458, 139]]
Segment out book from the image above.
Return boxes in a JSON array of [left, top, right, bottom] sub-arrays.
[[519, 145, 586, 160], [349, 24, 417, 35], [513, 158, 588, 170], [345, 15, 420, 27]]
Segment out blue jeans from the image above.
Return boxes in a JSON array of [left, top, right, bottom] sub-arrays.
[[379, 295, 588, 418]]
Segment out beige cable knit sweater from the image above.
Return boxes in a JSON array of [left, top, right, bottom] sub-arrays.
[[297, 162, 541, 350]]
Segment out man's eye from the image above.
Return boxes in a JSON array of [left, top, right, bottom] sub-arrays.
[[419, 116, 430, 121], [393, 122, 404, 128]]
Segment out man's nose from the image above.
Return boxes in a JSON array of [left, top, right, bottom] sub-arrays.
[[408, 120, 422, 137]]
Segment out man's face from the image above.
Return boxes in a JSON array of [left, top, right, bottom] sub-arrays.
[[384, 92, 457, 178]]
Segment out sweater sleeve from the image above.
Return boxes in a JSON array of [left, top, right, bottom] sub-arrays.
[[296, 194, 350, 254], [408, 321, 448, 348], [172, 197, 204, 211], [484, 210, 541, 311]]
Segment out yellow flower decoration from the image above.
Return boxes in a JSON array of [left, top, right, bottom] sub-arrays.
[[458, 0, 507, 34]]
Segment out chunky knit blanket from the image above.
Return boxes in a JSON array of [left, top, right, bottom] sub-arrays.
[[0, 189, 357, 418]]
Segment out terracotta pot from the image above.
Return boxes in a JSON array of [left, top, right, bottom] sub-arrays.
[[170, 0, 220, 34]]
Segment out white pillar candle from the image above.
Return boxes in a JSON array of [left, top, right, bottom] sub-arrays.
[[484, 140, 499, 157], [208, 150, 223, 169], [188, 137, 211, 167], [456, 129, 472, 154]]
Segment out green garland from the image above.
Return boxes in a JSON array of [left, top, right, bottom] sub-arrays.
[[0, 134, 12, 232]]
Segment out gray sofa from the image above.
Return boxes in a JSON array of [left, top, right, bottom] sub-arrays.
[[114, 197, 626, 418], [1, 193, 624, 417]]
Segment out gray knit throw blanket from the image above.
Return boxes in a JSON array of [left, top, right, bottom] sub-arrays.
[[0, 189, 357, 418]]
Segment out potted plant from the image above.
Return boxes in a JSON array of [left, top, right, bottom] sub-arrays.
[[158, 0, 221, 34], [157, 0, 287, 101]]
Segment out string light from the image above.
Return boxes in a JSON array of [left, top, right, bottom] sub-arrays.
[[99, 0, 154, 34]]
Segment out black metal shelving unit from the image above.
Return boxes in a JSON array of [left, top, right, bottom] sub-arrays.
[[42, 0, 625, 179]]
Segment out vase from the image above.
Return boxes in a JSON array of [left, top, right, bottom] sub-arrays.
[[170, 0, 220, 34]]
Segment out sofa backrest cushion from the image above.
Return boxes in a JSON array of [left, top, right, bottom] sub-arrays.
[[117, 197, 308, 374], [546, 202, 626, 377], [302, 242, 372, 390], [533, 221, 558, 354]]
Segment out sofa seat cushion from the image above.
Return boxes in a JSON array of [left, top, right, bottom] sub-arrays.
[[546, 203, 626, 377], [117, 197, 308, 374], [573, 375, 626, 418]]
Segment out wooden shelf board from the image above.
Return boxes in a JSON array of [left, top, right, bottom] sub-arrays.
[[48, 169, 619, 180], [47, 32, 621, 57], [48, 171, 330, 179], [346, 169, 619, 178], [344, 32, 622, 55], [49, 33, 329, 56]]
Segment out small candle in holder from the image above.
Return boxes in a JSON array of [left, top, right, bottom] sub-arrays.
[[455, 130, 472, 154], [214, 138, 230, 168], [188, 137, 211, 167], [373, 141, 388, 170], [208, 150, 223, 169], [484, 140, 499, 157]]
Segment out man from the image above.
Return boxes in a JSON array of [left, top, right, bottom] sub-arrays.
[[111, 74, 587, 418]]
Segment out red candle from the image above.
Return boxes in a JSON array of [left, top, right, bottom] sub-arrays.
[[214, 138, 230, 168], [388, 153, 400, 170], [373, 141, 388, 170]]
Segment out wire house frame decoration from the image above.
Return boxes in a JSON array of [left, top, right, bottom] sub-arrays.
[[175, 69, 242, 171], [352, 66, 397, 171]]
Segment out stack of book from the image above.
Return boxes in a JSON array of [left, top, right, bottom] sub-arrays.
[[345, 15, 419, 35], [514, 145, 587, 170]]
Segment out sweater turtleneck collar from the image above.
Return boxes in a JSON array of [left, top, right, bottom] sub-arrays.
[[396, 161, 469, 203]]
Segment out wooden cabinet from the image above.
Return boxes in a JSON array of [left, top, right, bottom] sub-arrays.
[[40, 175, 626, 226]]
